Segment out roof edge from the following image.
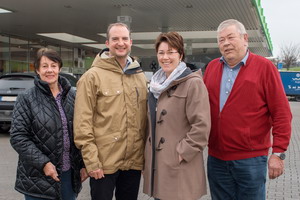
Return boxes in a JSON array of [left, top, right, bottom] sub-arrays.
[[252, 0, 273, 55]]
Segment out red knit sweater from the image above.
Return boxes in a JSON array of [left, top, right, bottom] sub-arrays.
[[204, 52, 292, 161]]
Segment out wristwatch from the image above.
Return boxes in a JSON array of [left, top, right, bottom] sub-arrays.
[[272, 152, 286, 160]]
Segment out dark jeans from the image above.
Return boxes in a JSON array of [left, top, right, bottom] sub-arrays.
[[90, 169, 141, 200], [25, 169, 75, 200], [207, 155, 267, 200], [60, 169, 76, 200]]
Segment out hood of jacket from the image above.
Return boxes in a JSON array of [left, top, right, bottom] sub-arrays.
[[91, 48, 143, 75], [163, 67, 202, 92]]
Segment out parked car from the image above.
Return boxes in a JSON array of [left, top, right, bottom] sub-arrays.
[[0, 72, 78, 132], [59, 73, 78, 89]]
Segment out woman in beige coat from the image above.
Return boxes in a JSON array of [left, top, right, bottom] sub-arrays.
[[143, 32, 211, 200]]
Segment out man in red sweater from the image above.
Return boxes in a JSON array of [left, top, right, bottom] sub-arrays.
[[204, 19, 292, 200]]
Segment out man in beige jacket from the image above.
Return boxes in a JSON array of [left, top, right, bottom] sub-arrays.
[[74, 23, 148, 200]]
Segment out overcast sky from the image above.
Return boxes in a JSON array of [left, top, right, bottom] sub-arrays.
[[261, 0, 300, 58]]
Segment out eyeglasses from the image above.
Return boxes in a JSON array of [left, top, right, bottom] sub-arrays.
[[157, 51, 178, 57]]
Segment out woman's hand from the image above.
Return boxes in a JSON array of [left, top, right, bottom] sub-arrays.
[[80, 168, 89, 182], [43, 162, 60, 182]]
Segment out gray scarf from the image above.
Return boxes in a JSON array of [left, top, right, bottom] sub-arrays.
[[150, 62, 187, 99]]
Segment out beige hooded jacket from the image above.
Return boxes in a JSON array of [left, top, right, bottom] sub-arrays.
[[74, 50, 148, 174]]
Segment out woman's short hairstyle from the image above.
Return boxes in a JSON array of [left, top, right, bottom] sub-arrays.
[[155, 32, 185, 61], [34, 48, 63, 71], [217, 19, 247, 35]]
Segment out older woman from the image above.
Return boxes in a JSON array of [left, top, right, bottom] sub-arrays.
[[10, 48, 87, 200], [143, 32, 211, 200]]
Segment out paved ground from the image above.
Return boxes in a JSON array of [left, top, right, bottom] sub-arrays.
[[0, 102, 299, 200]]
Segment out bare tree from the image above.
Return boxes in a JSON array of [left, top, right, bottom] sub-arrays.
[[279, 43, 300, 70]]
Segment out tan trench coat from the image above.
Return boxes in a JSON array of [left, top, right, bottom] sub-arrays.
[[74, 51, 148, 174], [143, 69, 211, 200]]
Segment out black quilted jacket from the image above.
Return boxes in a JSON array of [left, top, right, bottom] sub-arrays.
[[10, 75, 83, 200]]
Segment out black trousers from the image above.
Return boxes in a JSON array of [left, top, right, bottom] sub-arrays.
[[90, 169, 141, 200]]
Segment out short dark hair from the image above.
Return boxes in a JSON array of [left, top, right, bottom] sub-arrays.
[[106, 23, 131, 40], [155, 32, 185, 61], [34, 48, 63, 71]]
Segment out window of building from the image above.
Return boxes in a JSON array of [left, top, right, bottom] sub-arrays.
[[10, 37, 29, 73], [0, 35, 10, 75], [61, 47, 73, 73]]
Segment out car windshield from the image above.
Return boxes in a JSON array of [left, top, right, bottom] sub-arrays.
[[0, 77, 34, 90]]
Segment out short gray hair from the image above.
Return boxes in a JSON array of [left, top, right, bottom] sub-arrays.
[[217, 19, 247, 35], [106, 22, 131, 40]]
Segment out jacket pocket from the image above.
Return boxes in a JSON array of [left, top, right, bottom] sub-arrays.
[[102, 87, 123, 96], [96, 87, 125, 118], [158, 140, 180, 169], [223, 126, 253, 151], [95, 132, 124, 167]]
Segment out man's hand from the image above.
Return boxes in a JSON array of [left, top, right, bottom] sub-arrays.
[[43, 162, 60, 182], [268, 154, 284, 179], [88, 169, 105, 180], [80, 168, 89, 182]]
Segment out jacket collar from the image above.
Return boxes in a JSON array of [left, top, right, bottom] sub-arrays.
[[34, 75, 71, 96], [94, 48, 143, 75]]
